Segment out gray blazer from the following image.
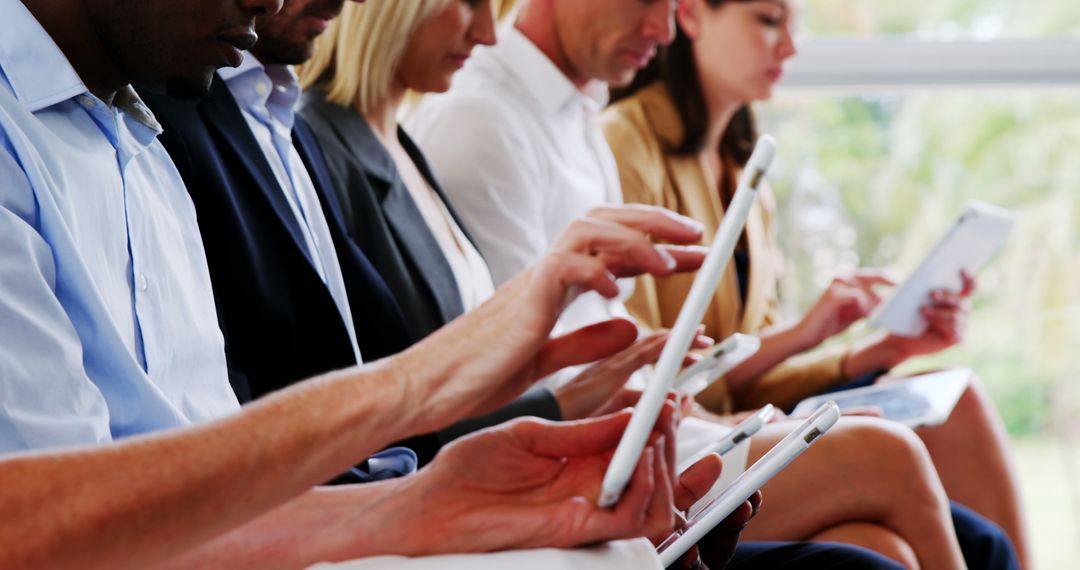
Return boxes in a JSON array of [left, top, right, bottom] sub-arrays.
[[299, 86, 561, 434]]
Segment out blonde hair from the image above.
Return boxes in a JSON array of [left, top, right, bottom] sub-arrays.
[[297, 0, 453, 114], [298, 0, 518, 115]]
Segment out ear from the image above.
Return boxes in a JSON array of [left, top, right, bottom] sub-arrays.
[[677, 0, 703, 40]]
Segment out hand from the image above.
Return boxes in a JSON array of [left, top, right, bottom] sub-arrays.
[[795, 270, 895, 349], [660, 453, 761, 569], [399, 410, 681, 554], [881, 270, 975, 361], [397, 205, 707, 436], [555, 328, 714, 421]]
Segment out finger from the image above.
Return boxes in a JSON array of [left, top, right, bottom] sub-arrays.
[[536, 318, 638, 378], [959, 270, 977, 297], [675, 453, 723, 511], [585, 204, 705, 245], [544, 250, 621, 300], [657, 400, 679, 481], [658, 245, 708, 273], [597, 446, 657, 540], [851, 270, 897, 288], [557, 217, 678, 278], [840, 406, 885, 418], [644, 438, 676, 538], [511, 411, 633, 458]]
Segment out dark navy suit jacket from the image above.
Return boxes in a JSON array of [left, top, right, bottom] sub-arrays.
[[141, 78, 440, 463], [142, 77, 558, 465]]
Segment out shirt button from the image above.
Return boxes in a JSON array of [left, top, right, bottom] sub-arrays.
[[77, 95, 96, 108], [255, 82, 270, 96], [136, 273, 149, 292]]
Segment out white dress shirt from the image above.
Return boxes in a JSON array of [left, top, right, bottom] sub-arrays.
[[219, 55, 362, 365], [408, 25, 750, 483], [402, 176, 495, 312], [0, 0, 238, 451], [407, 25, 633, 339]]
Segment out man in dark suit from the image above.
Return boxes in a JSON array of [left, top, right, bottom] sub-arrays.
[[139, 0, 560, 468]]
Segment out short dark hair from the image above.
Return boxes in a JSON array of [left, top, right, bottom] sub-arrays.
[[611, 0, 757, 193]]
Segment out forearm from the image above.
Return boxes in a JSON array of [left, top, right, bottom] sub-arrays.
[[0, 361, 418, 569], [157, 481, 428, 568], [724, 324, 813, 397], [841, 332, 907, 378]]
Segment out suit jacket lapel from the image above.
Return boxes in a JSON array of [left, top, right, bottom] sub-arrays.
[[200, 78, 318, 271], [399, 129, 483, 258], [320, 109, 466, 323]]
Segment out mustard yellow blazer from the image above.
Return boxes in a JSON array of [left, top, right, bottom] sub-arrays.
[[601, 83, 849, 413]]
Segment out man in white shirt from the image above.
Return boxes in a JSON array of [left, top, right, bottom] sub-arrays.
[[409, 0, 739, 476], [407, 3, 925, 568]]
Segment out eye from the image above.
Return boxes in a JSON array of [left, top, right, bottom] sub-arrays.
[[757, 12, 784, 27]]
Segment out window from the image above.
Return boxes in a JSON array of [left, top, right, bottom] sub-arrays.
[[763, 3, 1080, 565]]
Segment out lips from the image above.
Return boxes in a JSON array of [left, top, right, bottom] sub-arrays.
[[218, 29, 259, 52], [620, 46, 656, 69]]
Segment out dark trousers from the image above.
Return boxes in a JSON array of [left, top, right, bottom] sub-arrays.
[[728, 541, 905, 569]]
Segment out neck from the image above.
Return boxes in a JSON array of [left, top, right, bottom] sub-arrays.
[[365, 85, 404, 147], [24, 0, 129, 104], [702, 98, 741, 157], [514, 5, 591, 91]]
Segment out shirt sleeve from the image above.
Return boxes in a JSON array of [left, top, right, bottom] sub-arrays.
[[407, 95, 548, 286], [0, 130, 112, 452]]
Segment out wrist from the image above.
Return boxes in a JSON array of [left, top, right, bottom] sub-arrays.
[[781, 320, 819, 354], [844, 333, 906, 378]]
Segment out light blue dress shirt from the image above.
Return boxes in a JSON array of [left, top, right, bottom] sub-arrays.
[[218, 56, 362, 365], [0, 0, 240, 452]]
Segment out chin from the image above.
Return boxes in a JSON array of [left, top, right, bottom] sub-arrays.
[[163, 71, 217, 100]]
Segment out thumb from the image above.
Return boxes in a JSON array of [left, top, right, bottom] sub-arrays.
[[535, 318, 639, 378], [510, 411, 633, 458]]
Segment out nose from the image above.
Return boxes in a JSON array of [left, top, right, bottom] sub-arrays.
[[642, 0, 677, 45], [777, 24, 798, 60], [238, 0, 284, 17], [469, 0, 498, 47]]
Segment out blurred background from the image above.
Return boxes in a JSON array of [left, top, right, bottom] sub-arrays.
[[760, 1, 1080, 567]]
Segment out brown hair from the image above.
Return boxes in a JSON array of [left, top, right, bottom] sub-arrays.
[[611, 0, 757, 194]]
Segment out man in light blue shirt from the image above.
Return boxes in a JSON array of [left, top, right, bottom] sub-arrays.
[[0, 0, 282, 451]]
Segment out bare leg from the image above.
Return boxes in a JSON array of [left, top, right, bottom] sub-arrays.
[[812, 523, 920, 570], [916, 377, 1031, 568], [740, 417, 966, 569]]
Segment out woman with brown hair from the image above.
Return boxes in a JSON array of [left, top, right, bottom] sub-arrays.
[[602, 0, 1029, 567]]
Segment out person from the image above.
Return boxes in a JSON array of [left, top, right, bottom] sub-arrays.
[[293, 2, 913, 568], [139, 0, 583, 469], [0, 0, 749, 565], [600, 0, 1028, 567], [294, 0, 703, 431], [406, 0, 975, 567]]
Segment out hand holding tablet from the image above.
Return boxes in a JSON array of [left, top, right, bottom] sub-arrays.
[[598, 135, 777, 508], [657, 402, 842, 567], [872, 202, 1014, 337]]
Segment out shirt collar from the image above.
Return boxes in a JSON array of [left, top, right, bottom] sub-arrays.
[[496, 25, 608, 118], [219, 52, 302, 131], [0, 0, 88, 112]]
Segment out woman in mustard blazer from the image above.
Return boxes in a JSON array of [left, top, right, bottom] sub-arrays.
[[602, 0, 1030, 565]]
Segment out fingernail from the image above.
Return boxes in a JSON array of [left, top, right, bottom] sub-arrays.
[[682, 218, 705, 234], [656, 247, 676, 270]]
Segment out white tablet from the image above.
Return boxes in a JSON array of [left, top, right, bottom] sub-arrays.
[[676, 404, 774, 474], [597, 135, 777, 508], [673, 333, 761, 396], [657, 402, 842, 567], [791, 368, 971, 429], [871, 202, 1014, 337]]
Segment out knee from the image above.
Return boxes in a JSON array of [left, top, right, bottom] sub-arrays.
[[825, 418, 947, 501]]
